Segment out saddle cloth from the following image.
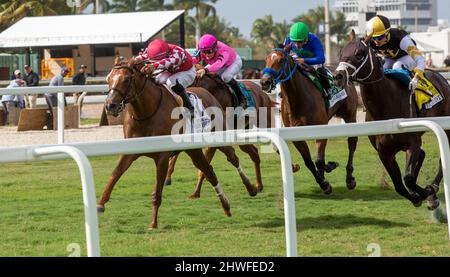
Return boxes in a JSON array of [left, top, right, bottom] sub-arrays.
[[228, 82, 256, 109], [163, 84, 211, 134], [301, 67, 347, 109], [384, 69, 443, 111]]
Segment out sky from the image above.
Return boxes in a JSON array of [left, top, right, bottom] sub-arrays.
[[212, 0, 450, 39]]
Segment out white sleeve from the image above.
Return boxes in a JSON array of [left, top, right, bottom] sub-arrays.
[[400, 36, 425, 74]]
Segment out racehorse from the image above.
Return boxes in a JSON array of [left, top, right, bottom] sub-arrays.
[[260, 43, 359, 194], [334, 30, 450, 209], [97, 57, 257, 228], [165, 68, 297, 196], [242, 68, 262, 79]]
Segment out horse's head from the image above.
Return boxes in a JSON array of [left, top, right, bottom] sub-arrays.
[[260, 44, 296, 93], [334, 30, 377, 87], [105, 57, 147, 116]]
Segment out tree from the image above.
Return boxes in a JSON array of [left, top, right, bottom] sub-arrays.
[[0, 0, 71, 31], [79, 0, 110, 14], [110, 0, 140, 13], [138, 0, 173, 11], [331, 11, 351, 46], [251, 15, 289, 49], [173, 0, 217, 46]]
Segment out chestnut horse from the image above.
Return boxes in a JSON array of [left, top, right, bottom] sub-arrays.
[[334, 30, 450, 209], [260, 44, 359, 194], [165, 71, 289, 196], [98, 57, 257, 228]]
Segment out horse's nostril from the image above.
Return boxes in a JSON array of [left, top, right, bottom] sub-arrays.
[[335, 74, 343, 80], [106, 103, 116, 111]]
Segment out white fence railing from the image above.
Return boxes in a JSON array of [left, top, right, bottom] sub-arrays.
[[1, 118, 450, 257]]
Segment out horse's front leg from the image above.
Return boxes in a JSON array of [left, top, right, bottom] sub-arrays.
[[150, 152, 172, 229], [345, 137, 358, 190], [293, 140, 332, 194], [378, 151, 422, 207], [97, 154, 139, 212], [191, 147, 217, 199]]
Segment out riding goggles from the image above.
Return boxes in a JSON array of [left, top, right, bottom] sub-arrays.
[[202, 49, 215, 55], [372, 33, 387, 41]]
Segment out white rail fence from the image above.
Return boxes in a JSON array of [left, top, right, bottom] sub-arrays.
[[1, 118, 450, 257]]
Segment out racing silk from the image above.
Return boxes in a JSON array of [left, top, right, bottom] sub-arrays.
[[192, 41, 237, 73], [370, 28, 426, 76], [137, 44, 193, 74], [283, 33, 325, 65]]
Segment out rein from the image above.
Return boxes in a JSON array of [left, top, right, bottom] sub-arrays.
[[262, 48, 299, 91], [109, 64, 163, 121]]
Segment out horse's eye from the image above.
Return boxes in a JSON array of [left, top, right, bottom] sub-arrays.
[[279, 57, 287, 64], [355, 50, 365, 61]]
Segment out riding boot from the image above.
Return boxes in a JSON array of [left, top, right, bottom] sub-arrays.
[[171, 82, 195, 115], [317, 67, 331, 98], [227, 79, 247, 108]]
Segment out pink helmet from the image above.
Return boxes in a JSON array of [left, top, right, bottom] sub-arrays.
[[198, 34, 217, 51], [146, 39, 170, 60]]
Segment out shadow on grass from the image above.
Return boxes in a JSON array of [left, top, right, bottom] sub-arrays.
[[254, 214, 409, 230], [295, 186, 403, 201]]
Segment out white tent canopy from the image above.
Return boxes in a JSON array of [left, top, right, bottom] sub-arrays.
[[0, 10, 184, 48], [414, 39, 445, 54]]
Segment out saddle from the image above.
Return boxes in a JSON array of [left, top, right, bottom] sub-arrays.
[[299, 65, 348, 109], [384, 69, 443, 111], [209, 76, 256, 110]]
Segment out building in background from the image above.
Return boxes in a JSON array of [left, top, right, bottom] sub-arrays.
[[335, 0, 438, 35]]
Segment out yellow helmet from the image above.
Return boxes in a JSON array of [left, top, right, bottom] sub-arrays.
[[366, 15, 391, 38]]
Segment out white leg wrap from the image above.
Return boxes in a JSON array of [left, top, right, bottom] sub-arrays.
[[214, 184, 224, 197]]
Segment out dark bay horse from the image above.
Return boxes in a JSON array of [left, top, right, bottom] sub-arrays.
[[334, 30, 450, 209], [165, 70, 290, 196], [260, 44, 359, 193], [98, 57, 257, 228]]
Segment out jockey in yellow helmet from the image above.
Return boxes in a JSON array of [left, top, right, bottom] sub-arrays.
[[366, 14, 426, 91]]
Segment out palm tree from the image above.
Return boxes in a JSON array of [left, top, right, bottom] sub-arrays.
[[79, 0, 110, 14], [251, 15, 288, 48], [173, 0, 217, 46], [138, 0, 173, 11], [110, 0, 139, 12], [0, 0, 71, 30]]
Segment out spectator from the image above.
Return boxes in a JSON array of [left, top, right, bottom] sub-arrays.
[[1, 76, 26, 125], [46, 67, 69, 129], [23, 64, 40, 108], [72, 64, 87, 118], [425, 53, 433, 69], [444, 55, 450, 67]]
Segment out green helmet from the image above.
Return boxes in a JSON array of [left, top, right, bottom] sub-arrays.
[[289, 22, 309, 42]]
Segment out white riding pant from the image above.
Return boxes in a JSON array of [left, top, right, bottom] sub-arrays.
[[154, 66, 196, 88], [217, 56, 243, 83], [383, 55, 416, 71]]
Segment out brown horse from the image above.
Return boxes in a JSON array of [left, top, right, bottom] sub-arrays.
[[242, 68, 262, 79], [334, 30, 450, 209], [260, 44, 359, 193], [97, 57, 257, 228], [165, 70, 289, 196]]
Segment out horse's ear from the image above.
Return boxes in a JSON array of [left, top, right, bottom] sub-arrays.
[[349, 29, 356, 42], [114, 56, 127, 66], [364, 33, 373, 44]]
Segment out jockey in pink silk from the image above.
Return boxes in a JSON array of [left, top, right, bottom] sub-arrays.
[[193, 34, 246, 108], [138, 39, 195, 112]]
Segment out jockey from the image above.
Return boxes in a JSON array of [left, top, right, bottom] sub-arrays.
[[283, 22, 330, 95], [138, 39, 195, 113], [193, 34, 246, 108], [366, 15, 426, 91]]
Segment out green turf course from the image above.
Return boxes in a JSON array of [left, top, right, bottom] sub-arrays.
[[0, 133, 449, 256]]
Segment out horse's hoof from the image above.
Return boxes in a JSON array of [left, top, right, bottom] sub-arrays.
[[96, 205, 105, 213], [346, 178, 357, 190], [292, 164, 300, 173], [188, 194, 200, 199], [256, 185, 264, 193], [224, 210, 232, 217], [324, 161, 339, 173], [148, 224, 158, 230], [427, 194, 440, 211], [164, 178, 172, 186], [323, 183, 333, 195], [411, 193, 423, 207], [248, 186, 258, 197]]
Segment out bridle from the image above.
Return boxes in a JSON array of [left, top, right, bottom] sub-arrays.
[[336, 40, 383, 85], [262, 48, 298, 92], [108, 64, 163, 121]]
